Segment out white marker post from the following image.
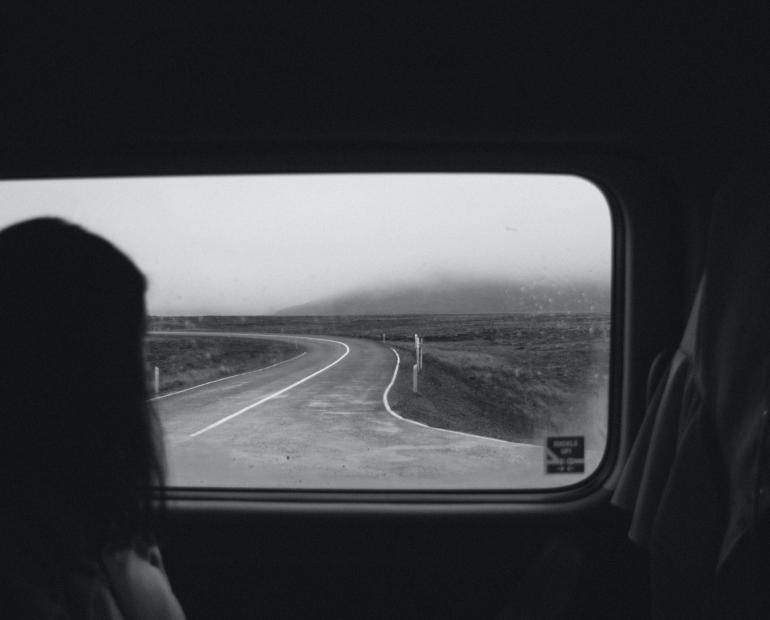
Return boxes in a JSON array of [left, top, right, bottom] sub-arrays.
[[413, 333, 422, 393], [154, 366, 160, 395], [414, 334, 424, 371], [419, 337, 424, 371]]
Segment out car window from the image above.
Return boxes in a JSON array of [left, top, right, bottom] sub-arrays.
[[0, 174, 612, 489]]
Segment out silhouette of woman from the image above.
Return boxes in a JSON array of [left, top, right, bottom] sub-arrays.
[[0, 218, 184, 618]]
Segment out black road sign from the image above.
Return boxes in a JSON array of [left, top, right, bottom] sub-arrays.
[[545, 436, 585, 473]]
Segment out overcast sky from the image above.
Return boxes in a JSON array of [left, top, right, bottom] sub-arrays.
[[0, 174, 611, 314]]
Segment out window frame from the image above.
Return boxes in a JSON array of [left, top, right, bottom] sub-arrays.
[[0, 142, 679, 511]]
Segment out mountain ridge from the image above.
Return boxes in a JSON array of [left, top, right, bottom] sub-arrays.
[[275, 279, 610, 315]]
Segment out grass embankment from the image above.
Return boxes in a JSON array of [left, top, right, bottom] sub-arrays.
[[145, 336, 302, 395], [385, 317, 609, 449]]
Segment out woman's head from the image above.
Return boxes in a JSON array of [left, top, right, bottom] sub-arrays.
[[0, 218, 163, 550]]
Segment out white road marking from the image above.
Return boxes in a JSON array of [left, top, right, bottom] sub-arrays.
[[382, 348, 409, 422], [189, 337, 351, 438], [150, 352, 307, 402], [382, 347, 521, 447]]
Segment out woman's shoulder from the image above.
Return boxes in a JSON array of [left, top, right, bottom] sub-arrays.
[[100, 541, 186, 620], [5, 517, 183, 619], [1, 550, 122, 620]]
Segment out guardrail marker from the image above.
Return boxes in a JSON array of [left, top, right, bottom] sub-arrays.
[[154, 366, 160, 395]]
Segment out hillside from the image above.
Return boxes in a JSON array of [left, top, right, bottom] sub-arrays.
[[275, 279, 610, 316]]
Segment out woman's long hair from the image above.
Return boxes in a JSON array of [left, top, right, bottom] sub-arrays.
[[0, 218, 164, 555]]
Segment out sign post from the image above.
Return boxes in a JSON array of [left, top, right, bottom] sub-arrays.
[[419, 337, 424, 371], [415, 334, 424, 371], [412, 334, 425, 391]]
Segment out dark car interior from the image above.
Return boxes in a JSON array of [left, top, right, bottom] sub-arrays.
[[2, 4, 769, 618]]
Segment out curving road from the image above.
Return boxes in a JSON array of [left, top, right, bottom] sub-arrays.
[[151, 331, 596, 489]]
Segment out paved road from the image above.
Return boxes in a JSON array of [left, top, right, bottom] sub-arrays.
[[151, 331, 596, 489]]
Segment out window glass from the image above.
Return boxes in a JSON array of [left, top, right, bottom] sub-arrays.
[[0, 174, 612, 488]]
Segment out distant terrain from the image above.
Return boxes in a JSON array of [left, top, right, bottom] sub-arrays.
[[275, 278, 610, 315], [147, 313, 610, 447]]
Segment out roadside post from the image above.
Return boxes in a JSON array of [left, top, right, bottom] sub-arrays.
[[413, 334, 424, 392], [414, 334, 424, 371], [154, 366, 160, 395], [419, 337, 424, 371], [414, 334, 422, 370]]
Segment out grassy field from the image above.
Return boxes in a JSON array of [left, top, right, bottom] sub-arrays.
[[147, 314, 610, 447], [384, 315, 609, 448], [144, 335, 302, 396]]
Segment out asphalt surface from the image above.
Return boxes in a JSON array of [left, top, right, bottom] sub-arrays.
[[151, 331, 598, 489]]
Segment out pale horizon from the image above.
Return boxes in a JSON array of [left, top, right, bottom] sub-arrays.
[[0, 174, 612, 315]]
